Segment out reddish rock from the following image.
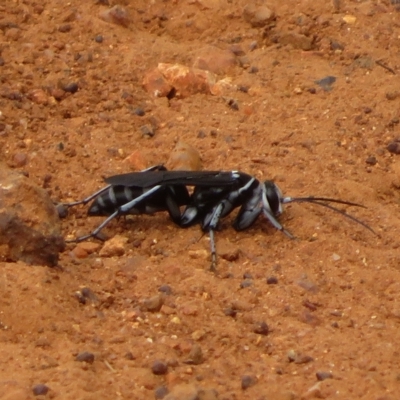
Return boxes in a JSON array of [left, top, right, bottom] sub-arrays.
[[166, 141, 202, 171], [28, 89, 49, 105], [157, 63, 216, 98], [278, 32, 313, 51], [99, 5, 131, 27], [243, 4, 275, 27], [193, 45, 238, 75], [142, 68, 173, 98], [99, 235, 128, 257], [0, 165, 65, 266]]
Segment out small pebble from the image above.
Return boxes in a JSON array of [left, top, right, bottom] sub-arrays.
[[155, 385, 169, 399], [315, 76, 336, 91], [197, 129, 206, 138], [75, 351, 95, 364], [294, 354, 314, 364], [140, 124, 155, 137], [248, 65, 259, 74], [184, 344, 204, 365], [12, 153, 28, 168], [63, 82, 79, 94], [124, 351, 135, 360], [316, 371, 333, 381], [387, 141, 400, 154], [158, 284, 173, 295], [58, 24, 71, 32], [365, 156, 377, 165], [94, 35, 103, 43], [227, 98, 239, 111], [253, 321, 269, 336], [99, 5, 131, 27], [266, 276, 278, 285], [56, 203, 68, 219], [151, 360, 168, 375], [223, 308, 237, 318], [0, 57, 4, 66], [241, 374, 258, 390], [32, 384, 49, 396], [133, 107, 145, 116], [243, 272, 253, 279], [143, 294, 164, 312], [240, 279, 253, 289], [81, 287, 98, 302]]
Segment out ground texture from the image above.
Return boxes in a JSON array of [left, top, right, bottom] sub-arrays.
[[1, 0, 400, 399]]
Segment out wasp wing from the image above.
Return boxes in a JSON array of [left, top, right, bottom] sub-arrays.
[[105, 170, 244, 188]]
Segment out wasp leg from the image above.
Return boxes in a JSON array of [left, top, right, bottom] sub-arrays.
[[64, 185, 112, 208], [64, 165, 165, 208], [206, 202, 225, 272], [69, 185, 163, 242], [262, 209, 294, 239]]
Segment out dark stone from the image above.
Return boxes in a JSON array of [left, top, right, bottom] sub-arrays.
[[58, 24, 71, 32], [63, 82, 79, 94], [151, 360, 168, 375], [133, 107, 145, 116], [316, 371, 333, 381], [253, 321, 269, 335], [241, 374, 258, 390], [75, 351, 95, 364], [32, 384, 49, 396], [95, 35, 103, 43], [266, 276, 278, 284], [158, 284, 172, 295], [387, 141, 400, 154], [315, 76, 336, 91], [223, 308, 237, 318], [155, 385, 169, 399]]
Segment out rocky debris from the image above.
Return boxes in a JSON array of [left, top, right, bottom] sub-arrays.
[[75, 351, 95, 364], [99, 5, 131, 27], [166, 141, 202, 171], [143, 63, 235, 99], [0, 166, 65, 266], [99, 235, 128, 257], [243, 4, 275, 27]]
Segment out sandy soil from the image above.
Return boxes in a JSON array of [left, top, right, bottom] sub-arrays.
[[1, 0, 400, 399]]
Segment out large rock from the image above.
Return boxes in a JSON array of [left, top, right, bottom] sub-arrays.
[[0, 166, 65, 266]]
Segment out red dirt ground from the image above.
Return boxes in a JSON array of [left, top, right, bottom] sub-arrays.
[[1, 1, 400, 399]]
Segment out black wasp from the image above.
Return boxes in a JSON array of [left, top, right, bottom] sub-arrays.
[[63, 166, 374, 271]]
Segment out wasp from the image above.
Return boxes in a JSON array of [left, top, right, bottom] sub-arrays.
[[63, 167, 374, 271]]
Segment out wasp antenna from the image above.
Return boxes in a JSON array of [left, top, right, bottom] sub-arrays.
[[283, 196, 367, 209], [290, 198, 376, 235]]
